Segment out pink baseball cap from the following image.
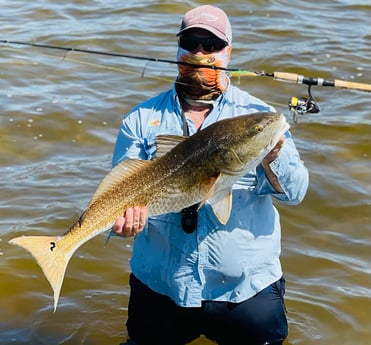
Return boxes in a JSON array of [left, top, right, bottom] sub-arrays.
[[176, 5, 232, 44]]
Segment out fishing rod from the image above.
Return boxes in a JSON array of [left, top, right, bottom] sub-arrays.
[[2, 39, 371, 122], [2, 40, 370, 91]]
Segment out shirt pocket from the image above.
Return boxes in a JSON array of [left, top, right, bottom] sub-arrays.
[[144, 122, 184, 159]]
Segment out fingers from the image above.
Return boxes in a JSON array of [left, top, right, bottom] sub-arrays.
[[112, 215, 126, 235], [262, 135, 285, 167], [138, 206, 148, 228], [112, 206, 148, 237]]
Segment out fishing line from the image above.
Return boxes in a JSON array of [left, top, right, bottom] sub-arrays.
[[2, 44, 175, 83], [65, 56, 174, 83]]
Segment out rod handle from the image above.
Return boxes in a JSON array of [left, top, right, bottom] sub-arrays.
[[273, 72, 299, 82], [334, 79, 371, 92]]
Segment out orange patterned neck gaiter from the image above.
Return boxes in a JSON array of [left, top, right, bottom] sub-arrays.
[[176, 47, 231, 104]]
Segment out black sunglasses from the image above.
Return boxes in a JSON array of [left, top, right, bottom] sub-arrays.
[[179, 36, 228, 53]]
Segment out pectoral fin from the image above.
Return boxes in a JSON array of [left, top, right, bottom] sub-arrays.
[[208, 188, 233, 225], [197, 173, 233, 225]]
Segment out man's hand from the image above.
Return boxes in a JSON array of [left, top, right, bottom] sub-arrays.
[[112, 206, 148, 237], [261, 135, 285, 193], [262, 135, 285, 168]]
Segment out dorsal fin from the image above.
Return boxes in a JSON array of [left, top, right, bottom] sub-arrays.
[[88, 159, 150, 207], [155, 135, 187, 158]]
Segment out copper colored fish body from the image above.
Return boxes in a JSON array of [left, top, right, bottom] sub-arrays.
[[9, 112, 289, 311]]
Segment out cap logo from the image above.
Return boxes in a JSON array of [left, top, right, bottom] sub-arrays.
[[188, 11, 219, 23]]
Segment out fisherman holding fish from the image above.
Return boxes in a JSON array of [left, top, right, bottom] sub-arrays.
[[8, 4, 308, 345], [111, 5, 309, 345]]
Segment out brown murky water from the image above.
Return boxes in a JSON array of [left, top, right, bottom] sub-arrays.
[[1, 1, 370, 344]]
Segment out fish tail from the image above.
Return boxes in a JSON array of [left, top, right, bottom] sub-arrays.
[[9, 235, 72, 312]]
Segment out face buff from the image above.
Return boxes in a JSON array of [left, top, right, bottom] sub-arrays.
[[176, 46, 232, 104]]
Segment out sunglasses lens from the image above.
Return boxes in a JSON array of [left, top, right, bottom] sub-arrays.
[[213, 40, 228, 51], [179, 37, 227, 53], [179, 37, 199, 52]]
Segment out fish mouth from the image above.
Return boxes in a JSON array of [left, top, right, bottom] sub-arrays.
[[268, 116, 290, 150]]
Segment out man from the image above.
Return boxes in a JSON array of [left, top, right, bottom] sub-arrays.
[[112, 5, 308, 345]]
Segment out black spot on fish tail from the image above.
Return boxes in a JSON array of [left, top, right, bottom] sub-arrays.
[[78, 211, 86, 227]]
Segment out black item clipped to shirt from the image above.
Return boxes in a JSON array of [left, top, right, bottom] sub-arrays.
[[181, 203, 199, 234], [180, 110, 199, 234]]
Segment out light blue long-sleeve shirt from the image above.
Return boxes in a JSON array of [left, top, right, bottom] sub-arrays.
[[112, 83, 309, 307]]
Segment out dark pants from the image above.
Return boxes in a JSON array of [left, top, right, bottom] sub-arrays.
[[126, 274, 288, 345]]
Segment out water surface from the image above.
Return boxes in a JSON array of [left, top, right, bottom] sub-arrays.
[[1, 1, 370, 344]]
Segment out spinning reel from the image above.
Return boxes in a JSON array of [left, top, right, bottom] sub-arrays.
[[288, 85, 320, 123]]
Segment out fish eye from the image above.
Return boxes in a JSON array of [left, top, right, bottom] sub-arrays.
[[254, 125, 264, 133]]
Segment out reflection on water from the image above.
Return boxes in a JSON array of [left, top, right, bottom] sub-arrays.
[[1, 1, 370, 344]]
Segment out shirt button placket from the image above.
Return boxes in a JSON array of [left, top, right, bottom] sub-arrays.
[[196, 209, 208, 285]]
